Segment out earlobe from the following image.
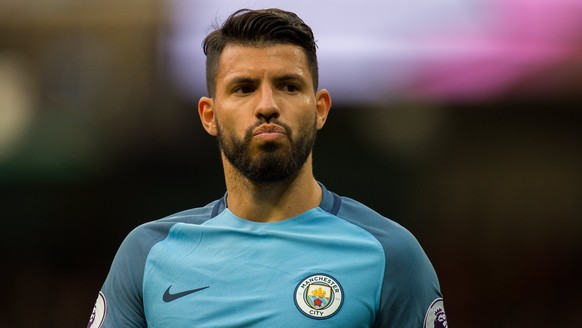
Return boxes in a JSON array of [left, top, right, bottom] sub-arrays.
[[198, 97, 218, 136], [315, 89, 332, 130]]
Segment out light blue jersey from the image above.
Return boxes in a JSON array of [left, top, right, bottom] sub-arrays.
[[89, 184, 446, 327]]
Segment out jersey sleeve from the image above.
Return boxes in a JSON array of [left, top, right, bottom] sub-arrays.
[[88, 222, 173, 328], [374, 227, 443, 328], [334, 196, 444, 328]]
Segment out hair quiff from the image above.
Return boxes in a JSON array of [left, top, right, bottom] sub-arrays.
[[202, 8, 319, 97]]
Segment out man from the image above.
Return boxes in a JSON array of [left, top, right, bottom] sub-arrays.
[[89, 8, 446, 328]]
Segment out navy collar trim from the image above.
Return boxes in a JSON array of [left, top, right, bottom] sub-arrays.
[[210, 182, 341, 218]]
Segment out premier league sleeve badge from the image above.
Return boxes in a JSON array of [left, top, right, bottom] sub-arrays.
[[423, 298, 448, 328]]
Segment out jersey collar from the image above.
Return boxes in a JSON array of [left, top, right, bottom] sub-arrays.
[[211, 182, 341, 218]]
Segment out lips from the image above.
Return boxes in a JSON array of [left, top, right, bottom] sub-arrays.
[[252, 124, 287, 136]]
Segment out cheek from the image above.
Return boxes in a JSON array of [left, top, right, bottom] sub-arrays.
[[292, 113, 317, 140], [215, 114, 250, 141], [297, 106, 318, 126], [285, 96, 315, 118]]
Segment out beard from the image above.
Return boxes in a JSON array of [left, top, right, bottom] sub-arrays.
[[216, 118, 317, 183]]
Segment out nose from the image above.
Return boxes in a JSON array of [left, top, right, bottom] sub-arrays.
[[254, 84, 280, 122]]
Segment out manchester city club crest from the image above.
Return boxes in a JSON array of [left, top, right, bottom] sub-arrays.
[[294, 273, 343, 319]]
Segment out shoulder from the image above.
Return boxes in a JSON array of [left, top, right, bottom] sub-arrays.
[[97, 199, 222, 326], [103, 199, 221, 297], [159, 199, 220, 224], [335, 196, 420, 252], [333, 195, 443, 326], [122, 199, 220, 252], [113, 199, 220, 264], [334, 195, 437, 284]]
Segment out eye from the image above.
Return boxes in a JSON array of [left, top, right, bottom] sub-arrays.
[[282, 84, 300, 93], [234, 85, 255, 94]]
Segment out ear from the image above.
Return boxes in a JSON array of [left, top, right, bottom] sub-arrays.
[[315, 89, 332, 130], [198, 96, 218, 136]]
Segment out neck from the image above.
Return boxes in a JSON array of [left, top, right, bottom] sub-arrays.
[[222, 154, 322, 222]]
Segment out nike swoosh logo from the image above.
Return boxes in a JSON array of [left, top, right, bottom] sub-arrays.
[[163, 285, 209, 302]]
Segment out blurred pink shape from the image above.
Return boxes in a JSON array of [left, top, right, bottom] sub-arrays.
[[409, 0, 582, 101]]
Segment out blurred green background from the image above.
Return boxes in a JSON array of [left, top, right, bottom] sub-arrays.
[[1, 1, 581, 327]]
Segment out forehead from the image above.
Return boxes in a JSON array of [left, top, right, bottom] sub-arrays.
[[216, 44, 311, 82]]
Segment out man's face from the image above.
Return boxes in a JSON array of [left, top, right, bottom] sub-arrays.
[[207, 44, 325, 182]]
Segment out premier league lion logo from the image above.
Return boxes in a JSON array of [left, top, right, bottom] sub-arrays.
[[433, 307, 447, 328], [424, 298, 447, 328]]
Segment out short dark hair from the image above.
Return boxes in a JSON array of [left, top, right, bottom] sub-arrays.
[[203, 8, 319, 97]]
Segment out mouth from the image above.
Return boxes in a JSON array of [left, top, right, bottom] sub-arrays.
[[252, 124, 287, 138]]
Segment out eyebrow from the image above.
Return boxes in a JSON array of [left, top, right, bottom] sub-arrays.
[[227, 73, 306, 86], [227, 77, 259, 86], [273, 74, 306, 84]]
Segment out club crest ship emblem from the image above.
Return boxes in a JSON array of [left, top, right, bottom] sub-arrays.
[[294, 273, 343, 319]]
